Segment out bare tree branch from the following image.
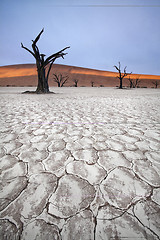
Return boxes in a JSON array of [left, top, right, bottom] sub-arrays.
[[32, 28, 44, 45], [43, 46, 70, 67], [46, 59, 55, 81], [21, 43, 36, 58], [61, 77, 69, 87], [135, 77, 141, 87], [128, 76, 133, 88], [114, 65, 120, 73], [124, 66, 127, 75]]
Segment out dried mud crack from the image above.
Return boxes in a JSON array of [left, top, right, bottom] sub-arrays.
[[0, 87, 160, 239]]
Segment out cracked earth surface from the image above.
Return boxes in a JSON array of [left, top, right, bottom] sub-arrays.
[[0, 87, 160, 239]]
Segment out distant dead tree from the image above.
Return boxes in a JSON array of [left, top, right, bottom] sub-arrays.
[[128, 76, 133, 88], [21, 28, 70, 93], [133, 77, 141, 88], [73, 79, 79, 87], [128, 76, 141, 88], [53, 73, 69, 87], [91, 81, 94, 87], [114, 62, 131, 89], [152, 80, 160, 88]]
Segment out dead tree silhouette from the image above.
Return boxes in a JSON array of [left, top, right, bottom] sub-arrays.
[[128, 76, 140, 88], [73, 79, 79, 87], [53, 73, 69, 87], [91, 81, 94, 87], [133, 77, 141, 88], [128, 76, 133, 88], [152, 80, 160, 88], [114, 62, 131, 89], [21, 28, 70, 93]]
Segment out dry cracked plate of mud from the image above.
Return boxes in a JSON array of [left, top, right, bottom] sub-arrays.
[[0, 87, 160, 239]]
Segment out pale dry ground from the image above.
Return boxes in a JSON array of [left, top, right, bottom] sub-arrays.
[[0, 87, 160, 240]]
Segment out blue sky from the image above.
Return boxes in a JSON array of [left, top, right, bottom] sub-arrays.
[[0, 0, 160, 75]]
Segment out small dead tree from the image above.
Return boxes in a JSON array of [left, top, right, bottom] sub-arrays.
[[53, 73, 69, 87], [128, 76, 141, 88], [152, 80, 160, 88], [91, 81, 94, 87], [21, 28, 70, 93], [133, 77, 141, 88], [114, 62, 131, 89], [73, 79, 79, 87], [128, 76, 133, 88]]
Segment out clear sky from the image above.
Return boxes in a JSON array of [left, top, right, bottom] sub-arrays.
[[0, 0, 160, 75]]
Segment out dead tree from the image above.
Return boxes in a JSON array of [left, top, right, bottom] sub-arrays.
[[91, 81, 94, 87], [53, 73, 69, 87], [73, 79, 79, 87], [21, 29, 70, 93], [133, 77, 141, 88], [152, 80, 160, 88], [128, 76, 141, 88], [128, 76, 133, 88], [114, 62, 131, 89]]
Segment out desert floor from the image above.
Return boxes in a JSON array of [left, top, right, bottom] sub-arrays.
[[0, 87, 160, 240]]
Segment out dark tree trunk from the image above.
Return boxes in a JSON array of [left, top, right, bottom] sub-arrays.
[[21, 29, 70, 93], [36, 66, 48, 93], [36, 64, 46, 93], [119, 73, 123, 89], [119, 80, 122, 89]]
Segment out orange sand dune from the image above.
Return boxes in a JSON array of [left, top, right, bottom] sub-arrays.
[[0, 64, 160, 87], [0, 64, 37, 78], [71, 68, 160, 80]]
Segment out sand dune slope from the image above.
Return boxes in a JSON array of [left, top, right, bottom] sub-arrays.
[[0, 64, 160, 87]]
